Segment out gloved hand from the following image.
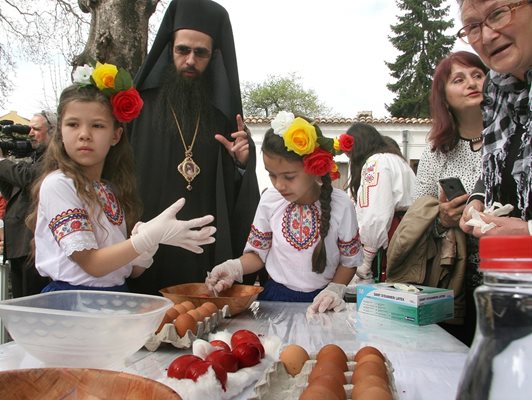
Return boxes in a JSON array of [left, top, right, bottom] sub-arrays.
[[131, 198, 216, 255], [307, 283, 347, 314], [130, 222, 158, 269], [205, 259, 243, 294], [350, 258, 373, 285]]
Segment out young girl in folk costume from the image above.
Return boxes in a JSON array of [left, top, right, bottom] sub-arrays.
[[346, 123, 416, 284], [206, 112, 363, 313], [27, 63, 216, 292]]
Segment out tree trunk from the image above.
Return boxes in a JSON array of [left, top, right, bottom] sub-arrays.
[[74, 0, 160, 77]]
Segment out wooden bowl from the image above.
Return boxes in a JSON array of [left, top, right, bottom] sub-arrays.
[[0, 368, 181, 399], [159, 283, 263, 316]]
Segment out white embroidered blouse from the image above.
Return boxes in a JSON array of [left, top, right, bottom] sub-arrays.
[[244, 187, 362, 292], [35, 170, 133, 287], [355, 153, 417, 255]]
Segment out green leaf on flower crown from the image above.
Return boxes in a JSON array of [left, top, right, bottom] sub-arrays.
[[101, 87, 117, 97], [114, 68, 133, 91], [317, 136, 334, 153]]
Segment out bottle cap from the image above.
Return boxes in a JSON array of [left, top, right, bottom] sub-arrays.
[[479, 236, 532, 271]]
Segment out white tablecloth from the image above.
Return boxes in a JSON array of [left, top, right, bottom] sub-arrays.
[[0, 301, 469, 399]]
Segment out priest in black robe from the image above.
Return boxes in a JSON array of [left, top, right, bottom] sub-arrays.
[[127, 0, 260, 295]]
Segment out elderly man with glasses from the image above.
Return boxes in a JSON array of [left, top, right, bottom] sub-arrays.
[[127, 0, 261, 295], [456, 0, 532, 238], [0, 110, 56, 297]]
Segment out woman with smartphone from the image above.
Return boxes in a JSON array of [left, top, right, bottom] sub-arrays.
[[391, 51, 488, 346], [415, 51, 488, 231]]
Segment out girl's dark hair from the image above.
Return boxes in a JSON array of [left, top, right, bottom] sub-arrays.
[[346, 122, 404, 200], [262, 119, 332, 274], [27, 84, 142, 236], [429, 51, 488, 153]]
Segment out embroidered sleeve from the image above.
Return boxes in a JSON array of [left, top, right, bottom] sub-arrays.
[[247, 224, 272, 250], [243, 189, 276, 263], [336, 193, 363, 268], [338, 232, 361, 257], [49, 208, 93, 243], [40, 172, 99, 256]]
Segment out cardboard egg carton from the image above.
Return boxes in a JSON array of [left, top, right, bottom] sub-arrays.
[[144, 305, 229, 351], [250, 351, 398, 400]]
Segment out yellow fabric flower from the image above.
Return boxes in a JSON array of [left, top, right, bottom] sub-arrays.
[[92, 62, 118, 90], [333, 138, 340, 151], [332, 163, 338, 172], [283, 117, 318, 156]]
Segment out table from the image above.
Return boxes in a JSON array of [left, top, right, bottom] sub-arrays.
[[0, 302, 469, 400]]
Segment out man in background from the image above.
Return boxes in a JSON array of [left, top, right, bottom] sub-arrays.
[[128, 0, 260, 295], [0, 110, 56, 297]]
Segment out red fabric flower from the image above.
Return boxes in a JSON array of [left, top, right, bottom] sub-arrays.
[[110, 88, 144, 123], [338, 133, 354, 153], [330, 170, 340, 181], [303, 148, 334, 176]]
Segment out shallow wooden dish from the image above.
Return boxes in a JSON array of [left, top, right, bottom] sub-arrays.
[[0, 368, 181, 400], [160, 283, 263, 316]]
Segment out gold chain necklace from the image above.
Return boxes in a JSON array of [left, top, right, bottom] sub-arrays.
[[170, 106, 201, 191]]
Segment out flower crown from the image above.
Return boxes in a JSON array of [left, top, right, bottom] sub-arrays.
[[271, 111, 354, 180], [72, 62, 144, 123]]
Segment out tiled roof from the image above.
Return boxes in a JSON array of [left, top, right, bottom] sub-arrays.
[[244, 116, 432, 125]]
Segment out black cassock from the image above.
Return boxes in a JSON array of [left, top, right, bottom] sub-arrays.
[[127, 88, 260, 295]]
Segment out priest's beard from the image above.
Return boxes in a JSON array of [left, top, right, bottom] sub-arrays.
[[157, 65, 215, 145]]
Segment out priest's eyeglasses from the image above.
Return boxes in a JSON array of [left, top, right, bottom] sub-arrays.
[[457, 0, 531, 44], [174, 45, 211, 59]]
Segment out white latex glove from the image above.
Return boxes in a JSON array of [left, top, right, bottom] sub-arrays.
[[130, 222, 158, 269], [307, 283, 347, 314], [205, 259, 243, 294], [130, 198, 216, 254], [350, 258, 373, 285]]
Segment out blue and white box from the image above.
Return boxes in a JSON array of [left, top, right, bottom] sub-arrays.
[[356, 283, 454, 325]]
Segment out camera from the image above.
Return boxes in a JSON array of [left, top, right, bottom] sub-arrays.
[[0, 120, 33, 158]]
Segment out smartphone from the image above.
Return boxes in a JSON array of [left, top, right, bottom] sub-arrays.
[[439, 177, 467, 200]]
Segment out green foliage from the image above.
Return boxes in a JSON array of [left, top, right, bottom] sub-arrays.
[[242, 73, 330, 117], [386, 0, 455, 118]]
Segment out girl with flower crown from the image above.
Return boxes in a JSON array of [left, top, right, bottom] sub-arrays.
[[345, 123, 416, 285], [206, 112, 363, 313], [26, 63, 216, 292]]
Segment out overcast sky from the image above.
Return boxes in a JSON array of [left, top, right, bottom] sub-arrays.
[[1, 0, 471, 119]]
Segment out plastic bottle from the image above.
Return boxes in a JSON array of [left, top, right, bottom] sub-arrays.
[[456, 236, 532, 399]]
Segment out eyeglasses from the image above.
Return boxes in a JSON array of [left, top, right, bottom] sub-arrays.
[[457, 0, 531, 44], [174, 45, 211, 59]]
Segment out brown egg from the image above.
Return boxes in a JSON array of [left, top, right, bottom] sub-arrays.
[[354, 346, 385, 362], [350, 375, 390, 399], [186, 308, 203, 321], [180, 301, 196, 311], [309, 375, 346, 400], [155, 313, 172, 334], [308, 361, 346, 385], [174, 313, 197, 337], [196, 305, 213, 319], [353, 386, 393, 400], [299, 384, 341, 400], [201, 301, 219, 315], [351, 361, 389, 385], [316, 344, 348, 372], [357, 353, 386, 366], [165, 307, 180, 321], [317, 344, 348, 361], [173, 303, 188, 315], [279, 344, 310, 377]]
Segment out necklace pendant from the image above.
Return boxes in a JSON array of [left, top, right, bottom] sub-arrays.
[[177, 153, 200, 190]]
